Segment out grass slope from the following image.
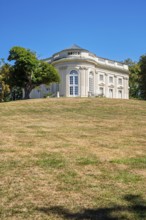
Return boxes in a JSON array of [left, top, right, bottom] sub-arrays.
[[0, 98, 146, 220]]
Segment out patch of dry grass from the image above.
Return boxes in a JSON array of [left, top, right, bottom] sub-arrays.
[[0, 98, 146, 219]]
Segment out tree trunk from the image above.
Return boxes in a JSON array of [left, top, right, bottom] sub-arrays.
[[24, 85, 33, 99]]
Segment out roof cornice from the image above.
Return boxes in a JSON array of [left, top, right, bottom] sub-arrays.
[[51, 57, 129, 74]]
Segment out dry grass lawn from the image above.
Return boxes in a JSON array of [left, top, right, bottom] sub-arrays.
[[0, 97, 146, 219]]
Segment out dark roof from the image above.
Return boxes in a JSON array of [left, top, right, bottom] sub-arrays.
[[65, 44, 84, 50], [61, 44, 89, 52]]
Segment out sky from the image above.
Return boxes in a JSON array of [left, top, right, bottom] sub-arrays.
[[0, 0, 146, 62]]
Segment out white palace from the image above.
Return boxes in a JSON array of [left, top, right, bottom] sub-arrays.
[[30, 45, 129, 99]]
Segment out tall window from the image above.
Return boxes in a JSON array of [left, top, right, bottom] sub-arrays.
[[89, 72, 94, 95], [99, 74, 104, 81], [118, 90, 122, 98], [118, 78, 122, 85], [109, 76, 113, 84], [70, 70, 78, 96], [109, 89, 113, 98], [99, 87, 104, 96]]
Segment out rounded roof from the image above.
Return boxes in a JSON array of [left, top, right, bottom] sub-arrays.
[[53, 44, 89, 56], [64, 44, 89, 51]]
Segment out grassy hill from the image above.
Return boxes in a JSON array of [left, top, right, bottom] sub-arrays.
[[0, 98, 146, 220]]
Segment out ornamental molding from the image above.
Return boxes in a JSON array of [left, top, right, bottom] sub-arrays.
[[117, 85, 124, 89], [108, 84, 114, 88], [79, 66, 88, 70], [59, 66, 68, 70], [52, 57, 129, 75], [99, 82, 105, 86]]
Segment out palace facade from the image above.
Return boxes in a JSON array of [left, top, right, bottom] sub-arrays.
[[30, 45, 129, 99]]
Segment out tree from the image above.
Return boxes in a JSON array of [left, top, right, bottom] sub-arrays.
[[0, 59, 11, 102], [124, 59, 140, 99], [8, 46, 60, 99], [139, 55, 146, 100]]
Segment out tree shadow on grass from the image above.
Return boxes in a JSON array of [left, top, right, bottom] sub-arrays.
[[36, 195, 146, 220]]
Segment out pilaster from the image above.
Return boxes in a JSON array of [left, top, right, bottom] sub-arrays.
[[59, 66, 67, 96], [114, 75, 117, 98], [95, 70, 98, 95], [105, 73, 108, 97], [124, 77, 129, 99]]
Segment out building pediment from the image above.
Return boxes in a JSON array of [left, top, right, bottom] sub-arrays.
[[108, 84, 114, 88], [99, 83, 105, 86], [117, 86, 124, 89]]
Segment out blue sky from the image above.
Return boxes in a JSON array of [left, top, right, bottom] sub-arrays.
[[1, 0, 146, 62]]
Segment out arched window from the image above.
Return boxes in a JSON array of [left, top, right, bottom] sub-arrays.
[[70, 70, 78, 96]]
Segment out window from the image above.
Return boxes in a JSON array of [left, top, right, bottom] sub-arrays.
[[109, 89, 113, 98], [75, 76, 78, 85], [89, 72, 94, 95], [68, 51, 80, 55], [69, 70, 78, 96], [118, 90, 122, 98], [99, 87, 104, 95], [99, 74, 104, 81], [70, 76, 73, 84], [118, 78, 122, 85], [75, 86, 78, 95], [109, 76, 113, 83], [70, 86, 73, 95]]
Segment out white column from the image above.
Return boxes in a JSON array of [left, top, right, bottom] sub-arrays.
[[95, 70, 98, 96], [93, 71, 96, 95], [84, 68, 87, 96], [105, 73, 108, 97], [59, 66, 67, 96], [123, 77, 126, 99], [125, 77, 129, 99], [127, 77, 129, 99], [79, 67, 85, 97], [114, 75, 117, 98], [85, 68, 89, 97]]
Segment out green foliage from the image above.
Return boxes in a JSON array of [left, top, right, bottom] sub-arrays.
[[11, 86, 23, 100], [139, 55, 146, 100], [124, 59, 140, 99], [0, 60, 11, 102], [125, 55, 146, 100], [8, 46, 60, 99], [8, 47, 38, 88], [129, 63, 140, 98]]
